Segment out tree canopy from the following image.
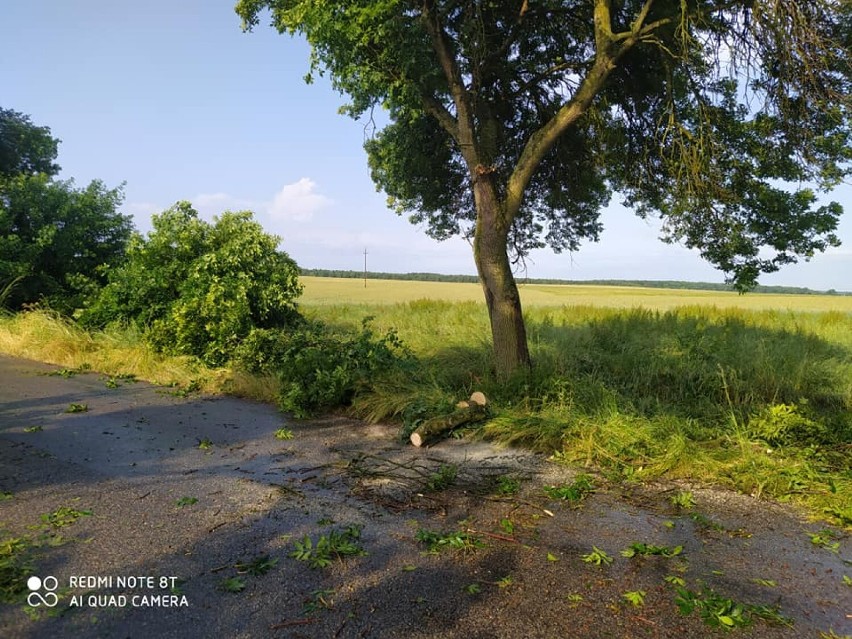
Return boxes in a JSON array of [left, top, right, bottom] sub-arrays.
[[0, 108, 131, 313], [237, 0, 851, 374], [0, 108, 60, 179]]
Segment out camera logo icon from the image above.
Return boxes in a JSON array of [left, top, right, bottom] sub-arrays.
[[27, 576, 59, 607]]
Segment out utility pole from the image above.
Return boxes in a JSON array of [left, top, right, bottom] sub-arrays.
[[363, 248, 368, 288]]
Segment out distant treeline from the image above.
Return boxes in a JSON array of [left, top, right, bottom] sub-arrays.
[[301, 269, 850, 296]]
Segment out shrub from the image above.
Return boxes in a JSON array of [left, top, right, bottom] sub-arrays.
[[234, 318, 412, 417], [82, 202, 302, 365]]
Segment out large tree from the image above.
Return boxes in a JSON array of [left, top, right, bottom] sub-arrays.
[[237, 1, 851, 375], [0, 108, 132, 312]]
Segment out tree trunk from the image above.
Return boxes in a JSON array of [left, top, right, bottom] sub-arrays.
[[472, 175, 531, 377]]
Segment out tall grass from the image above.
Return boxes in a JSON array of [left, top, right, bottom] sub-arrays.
[[2, 297, 850, 525], [0, 310, 278, 402], [306, 299, 852, 524]]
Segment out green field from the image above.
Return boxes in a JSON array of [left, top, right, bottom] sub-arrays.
[[301, 275, 852, 312]]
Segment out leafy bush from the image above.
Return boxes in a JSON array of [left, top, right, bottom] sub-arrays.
[[747, 403, 829, 447], [82, 202, 302, 365], [234, 318, 412, 417]]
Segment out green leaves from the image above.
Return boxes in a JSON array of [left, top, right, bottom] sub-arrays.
[[415, 528, 485, 554], [290, 525, 367, 569], [83, 203, 302, 366], [1, 166, 130, 313], [621, 543, 683, 559], [580, 547, 613, 567]]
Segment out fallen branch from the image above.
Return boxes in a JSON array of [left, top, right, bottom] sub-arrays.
[[270, 618, 316, 629], [410, 394, 489, 447], [466, 528, 522, 544]]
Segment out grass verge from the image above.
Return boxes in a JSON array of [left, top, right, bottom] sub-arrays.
[[2, 298, 850, 527]]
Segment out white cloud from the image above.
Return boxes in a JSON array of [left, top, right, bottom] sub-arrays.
[[268, 178, 332, 222]]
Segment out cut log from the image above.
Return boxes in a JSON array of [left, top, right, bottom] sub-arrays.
[[469, 391, 487, 406], [410, 404, 489, 447], [455, 400, 470, 409]]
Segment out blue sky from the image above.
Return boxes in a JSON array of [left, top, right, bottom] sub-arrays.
[[2, 1, 850, 291]]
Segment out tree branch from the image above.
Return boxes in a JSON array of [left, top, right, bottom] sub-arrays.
[[421, 1, 479, 167], [421, 94, 460, 140]]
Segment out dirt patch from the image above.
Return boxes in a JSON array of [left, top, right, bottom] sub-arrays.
[[0, 355, 849, 638]]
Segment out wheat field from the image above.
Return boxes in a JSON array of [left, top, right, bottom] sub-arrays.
[[300, 276, 852, 313]]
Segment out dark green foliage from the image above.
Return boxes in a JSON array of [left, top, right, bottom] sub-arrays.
[[621, 543, 683, 558], [0, 108, 59, 179], [83, 202, 302, 365], [235, 318, 412, 417], [0, 107, 132, 313]]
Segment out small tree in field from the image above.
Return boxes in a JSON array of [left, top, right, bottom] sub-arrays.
[[237, 1, 851, 375], [83, 202, 302, 365]]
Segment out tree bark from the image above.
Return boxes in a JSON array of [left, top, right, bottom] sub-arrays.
[[410, 403, 489, 447], [472, 174, 531, 377]]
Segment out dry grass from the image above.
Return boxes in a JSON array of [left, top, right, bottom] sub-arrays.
[[0, 311, 277, 402]]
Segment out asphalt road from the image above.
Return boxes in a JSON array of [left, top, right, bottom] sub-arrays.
[[0, 355, 849, 638]]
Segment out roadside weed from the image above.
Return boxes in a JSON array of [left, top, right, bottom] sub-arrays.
[[198, 438, 213, 450], [499, 518, 515, 535], [675, 586, 792, 629], [41, 507, 92, 528], [23, 425, 43, 433], [751, 578, 777, 588], [808, 529, 841, 552], [495, 476, 521, 496], [303, 588, 334, 613], [543, 474, 594, 503], [565, 593, 584, 607], [175, 497, 198, 507], [0, 535, 33, 604], [496, 576, 514, 588], [671, 491, 696, 510], [664, 575, 686, 587], [274, 427, 294, 440]]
